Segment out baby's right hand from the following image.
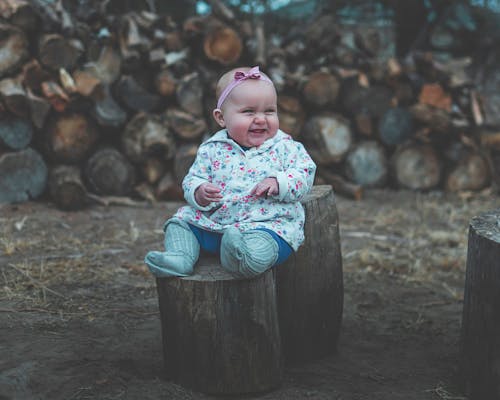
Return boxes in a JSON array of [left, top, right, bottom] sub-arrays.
[[195, 183, 223, 206]]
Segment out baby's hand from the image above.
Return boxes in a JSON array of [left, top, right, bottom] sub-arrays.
[[251, 177, 279, 198], [195, 183, 223, 206]]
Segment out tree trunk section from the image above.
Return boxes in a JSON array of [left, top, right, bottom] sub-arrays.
[[84, 147, 135, 196], [345, 141, 388, 187], [0, 147, 47, 203], [302, 113, 352, 165], [460, 209, 500, 400], [48, 164, 87, 210], [0, 22, 29, 79], [445, 153, 491, 192], [378, 107, 414, 146], [122, 112, 175, 163], [0, 114, 33, 150], [43, 113, 98, 163], [276, 185, 343, 363], [156, 262, 282, 394], [303, 70, 340, 108], [392, 143, 442, 190]]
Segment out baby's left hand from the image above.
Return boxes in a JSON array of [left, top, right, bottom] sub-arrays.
[[251, 177, 279, 198]]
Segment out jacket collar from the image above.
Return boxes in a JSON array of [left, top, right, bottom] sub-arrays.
[[206, 129, 286, 154]]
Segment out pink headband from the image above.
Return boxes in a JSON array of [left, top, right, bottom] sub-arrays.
[[216, 66, 273, 109]]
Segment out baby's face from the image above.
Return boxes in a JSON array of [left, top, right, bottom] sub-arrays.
[[214, 80, 279, 148]]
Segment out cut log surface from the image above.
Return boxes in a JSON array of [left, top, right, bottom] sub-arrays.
[[174, 143, 198, 184], [156, 263, 282, 394], [84, 147, 135, 196], [277, 95, 305, 139], [92, 85, 127, 128], [48, 165, 87, 210], [38, 34, 82, 71], [0, 22, 29, 78], [302, 70, 340, 108], [122, 112, 175, 163], [203, 25, 242, 65], [392, 144, 442, 190], [302, 113, 352, 165], [0, 114, 33, 150], [378, 107, 414, 146], [176, 72, 204, 117], [0, 147, 47, 203], [345, 141, 388, 187], [0, 76, 29, 117], [445, 153, 490, 192], [166, 108, 207, 140], [43, 113, 98, 163], [276, 185, 343, 362], [460, 209, 500, 400]]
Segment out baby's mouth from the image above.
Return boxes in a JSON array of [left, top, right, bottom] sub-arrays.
[[250, 129, 266, 134]]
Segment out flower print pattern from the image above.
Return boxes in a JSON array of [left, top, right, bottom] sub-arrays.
[[175, 129, 316, 251]]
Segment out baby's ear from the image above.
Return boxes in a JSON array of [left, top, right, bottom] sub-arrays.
[[212, 109, 226, 127]]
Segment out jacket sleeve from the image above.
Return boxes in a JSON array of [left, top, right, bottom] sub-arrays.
[[182, 144, 217, 211], [273, 140, 316, 203]]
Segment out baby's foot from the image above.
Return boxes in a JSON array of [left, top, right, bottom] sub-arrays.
[[144, 251, 194, 277]]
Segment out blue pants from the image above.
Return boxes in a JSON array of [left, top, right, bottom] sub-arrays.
[[188, 224, 293, 266]]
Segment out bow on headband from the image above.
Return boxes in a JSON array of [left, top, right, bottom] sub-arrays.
[[216, 66, 273, 109]]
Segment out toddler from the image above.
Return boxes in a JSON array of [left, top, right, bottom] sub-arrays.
[[145, 66, 316, 278]]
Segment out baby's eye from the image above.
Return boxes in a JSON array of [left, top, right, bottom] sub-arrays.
[[265, 109, 277, 114], [242, 109, 254, 114]]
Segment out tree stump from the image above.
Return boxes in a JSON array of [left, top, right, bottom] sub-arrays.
[[156, 260, 282, 395], [460, 209, 500, 400], [155, 185, 343, 393], [276, 185, 343, 363]]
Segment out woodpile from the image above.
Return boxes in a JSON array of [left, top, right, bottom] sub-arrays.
[[0, 0, 499, 208]]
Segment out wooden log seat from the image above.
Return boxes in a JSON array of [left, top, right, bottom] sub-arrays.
[[460, 208, 500, 400], [155, 185, 343, 394], [277, 185, 343, 363]]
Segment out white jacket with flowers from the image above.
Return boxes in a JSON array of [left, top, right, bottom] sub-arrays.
[[173, 129, 316, 250]]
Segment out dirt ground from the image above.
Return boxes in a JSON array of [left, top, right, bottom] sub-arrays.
[[1, 187, 498, 400]]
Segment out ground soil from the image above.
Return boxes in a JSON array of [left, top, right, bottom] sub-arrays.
[[1, 188, 498, 400]]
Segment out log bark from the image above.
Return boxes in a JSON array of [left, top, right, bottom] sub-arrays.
[[317, 167, 363, 200], [0, 147, 47, 203], [84, 147, 135, 196], [0, 0, 39, 31], [156, 263, 282, 394], [115, 75, 162, 113], [43, 113, 98, 163], [174, 143, 198, 184], [40, 81, 70, 112], [276, 185, 343, 363], [141, 157, 166, 185], [344, 141, 388, 188], [302, 113, 353, 165], [155, 68, 177, 97], [410, 103, 452, 134], [26, 89, 51, 129], [0, 114, 32, 150], [122, 112, 175, 163], [48, 165, 87, 211], [0, 22, 29, 79], [155, 170, 184, 201], [460, 209, 500, 400], [341, 79, 393, 119], [392, 143, 442, 190]]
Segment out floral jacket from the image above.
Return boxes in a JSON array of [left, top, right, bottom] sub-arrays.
[[173, 129, 316, 250]]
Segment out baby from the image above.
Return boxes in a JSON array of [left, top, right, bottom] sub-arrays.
[[145, 66, 316, 278]]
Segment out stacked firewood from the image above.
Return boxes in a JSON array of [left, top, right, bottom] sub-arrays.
[[0, 0, 498, 209]]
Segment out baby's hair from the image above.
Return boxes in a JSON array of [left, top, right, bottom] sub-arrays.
[[215, 66, 274, 100]]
